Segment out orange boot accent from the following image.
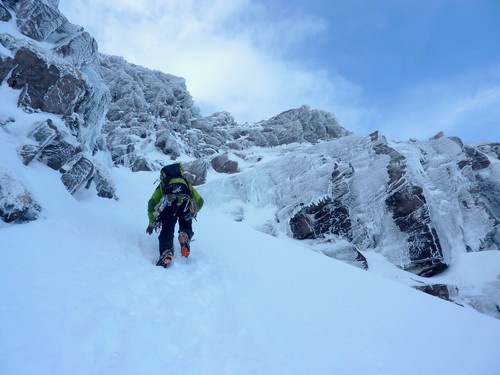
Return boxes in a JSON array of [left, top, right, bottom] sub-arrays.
[[156, 249, 173, 267], [179, 233, 190, 257]]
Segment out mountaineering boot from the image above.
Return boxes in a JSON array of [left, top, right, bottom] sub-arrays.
[[156, 248, 173, 268], [178, 232, 190, 257]]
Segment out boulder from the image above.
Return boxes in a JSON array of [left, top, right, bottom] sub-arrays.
[[60, 156, 94, 194], [211, 154, 239, 174], [93, 165, 117, 200], [0, 171, 41, 223], [18, 119, 58, 165], [184, 159, 209, 186]]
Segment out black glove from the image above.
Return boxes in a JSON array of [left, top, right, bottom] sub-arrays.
[[146, 223, 154, 235]]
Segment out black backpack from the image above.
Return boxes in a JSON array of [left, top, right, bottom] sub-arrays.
[[160, 163, 190, 195]]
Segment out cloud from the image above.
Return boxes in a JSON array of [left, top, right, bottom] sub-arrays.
[[374, 66, 500, 142], [59, 0, 368, 127]]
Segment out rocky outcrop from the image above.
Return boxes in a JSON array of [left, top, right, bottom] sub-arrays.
[[254, 105, 351, 145], [15, 0, 67, 42], [98, 55, 201, 168], [18, 119, 117, 199], [97, 59, 352, 168], [53, 28, 98, 67], [1, 0, 112, 202], [219, 105, 351, 151]]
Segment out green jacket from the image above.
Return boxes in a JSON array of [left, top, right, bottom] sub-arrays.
[[147, 179, 204, 223]]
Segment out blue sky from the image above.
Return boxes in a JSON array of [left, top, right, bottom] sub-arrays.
[[59, 0, 500, 142]]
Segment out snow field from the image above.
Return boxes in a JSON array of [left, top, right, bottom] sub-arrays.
[[1, 166, 500, 374]]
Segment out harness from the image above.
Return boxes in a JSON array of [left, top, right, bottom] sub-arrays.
[[153, 192, 198, 226]]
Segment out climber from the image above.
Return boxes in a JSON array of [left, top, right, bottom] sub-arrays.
[[146, 163, 204, 268]]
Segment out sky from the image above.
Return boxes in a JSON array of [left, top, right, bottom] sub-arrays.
[[58, 0, 500, 143]]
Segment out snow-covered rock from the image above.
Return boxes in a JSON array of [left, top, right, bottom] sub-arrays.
[[0, 1, 112, 201], [98, 54, 201, 168], [15, 0, 66, 42], [0, 169, 41, 223]]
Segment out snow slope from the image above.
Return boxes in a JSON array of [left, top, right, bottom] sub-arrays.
[[1, 159, 500, 374]]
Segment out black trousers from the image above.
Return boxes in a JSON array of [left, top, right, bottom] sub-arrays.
[[158, 203, 193, 254]]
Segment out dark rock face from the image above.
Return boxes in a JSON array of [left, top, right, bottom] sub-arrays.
[[288, 133, 471, 277], [18, 119, 58, 164], [197, 127, 498, 289], [290, 198, 352, 241], [1, 1, 18, 10], [464, 146, 491, 171], [41, 140, 80, 170], [8, 48, 86, 116], [371, 131, 447, 277], [290, 162, 353, 241]]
